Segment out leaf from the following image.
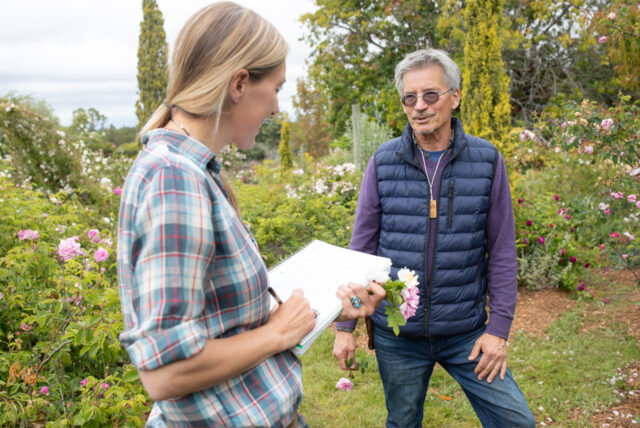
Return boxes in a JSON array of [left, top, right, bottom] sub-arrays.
[[122, 367, 140, 383]]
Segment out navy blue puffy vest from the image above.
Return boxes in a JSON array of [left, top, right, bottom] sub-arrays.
[[371, 118, 499, 337]]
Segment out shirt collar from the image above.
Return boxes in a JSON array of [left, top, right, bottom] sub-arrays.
[[141, 128, 221, 174]]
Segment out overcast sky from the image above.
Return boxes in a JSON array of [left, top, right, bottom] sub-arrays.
[[0, 0, 317, 127]]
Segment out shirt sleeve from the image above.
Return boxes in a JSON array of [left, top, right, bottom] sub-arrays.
[[125, 164, 213, 371], [335, 155, 381, 332], [485, 154, 518, 340]]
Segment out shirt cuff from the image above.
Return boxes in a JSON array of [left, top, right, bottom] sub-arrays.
[[125, 318, 207, 371], [334, 319, 357, 332], [485, 313, 513, 341]]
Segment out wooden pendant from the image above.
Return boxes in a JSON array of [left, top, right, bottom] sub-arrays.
[[430, 200, 437, 218]]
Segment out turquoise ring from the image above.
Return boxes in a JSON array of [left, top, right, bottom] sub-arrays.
[[350, 296, 362, 308]]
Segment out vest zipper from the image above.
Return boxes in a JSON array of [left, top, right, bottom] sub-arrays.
[[447, 180, 454, 229]]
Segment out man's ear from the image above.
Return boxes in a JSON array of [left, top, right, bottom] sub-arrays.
[[451, 89, 461, 110], [228, 69, 250, 104]]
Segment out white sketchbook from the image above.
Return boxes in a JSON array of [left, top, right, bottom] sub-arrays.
[[268, 240, 392, 356]]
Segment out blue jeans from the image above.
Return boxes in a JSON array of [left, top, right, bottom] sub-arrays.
[[373, 324, 536, 428]]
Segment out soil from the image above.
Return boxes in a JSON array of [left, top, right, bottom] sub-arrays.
[[331, 268, 640, 426]]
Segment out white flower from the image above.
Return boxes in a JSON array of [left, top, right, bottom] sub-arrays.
[[397, 267, 419, 288], [292, 169, 304, 175], [365, 269, 390, 284], [100, 177, 112, 189]]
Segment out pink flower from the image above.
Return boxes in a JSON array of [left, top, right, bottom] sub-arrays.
[[601, 118, 613, 130], [637, 201, 640, 209], [18, 229, 39, 241], [583, 145, 594, 154], [584, 262, 590, 268], [628, 194, 637, 203], [87, 229, 100, 243], [609, 12, 616, 20], [599, 244, 605, 250], [598, 36, 607, 43], [622, 254, 629, 260], [526, 220, 533, 226], [623, 231, 636, 241], [81, 378, 89, 387], [520, 130, 536, 141], [40, 386, 49, 395], [604, 209, 610, 215], [598, 203, 609, 211], [94, 248, 109, 262], [602, 297, 610, 304], [101, 382, 110, 390], [578, 283, 585, 291], [58, 237, 83, 261], [564, 214, 571, 220], [336, 377, 353, 392], [570, 227, 575, 232], [549, 223, 554, 228], [569, 256, 577, 264], [400, 286, 420, 321], [610, 191, 624, 199], [20, 323, 33, 331], [113, 187, 122, 196], [537, 236, 545, 244], [42, 213, 48, 219], [560, 249, 566, 256], [0, 292, 3, 301], [523, 238, 529, 245], [610, 232, 620, 239], [554, 195, 559, 201]]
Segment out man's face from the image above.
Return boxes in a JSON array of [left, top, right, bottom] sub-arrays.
[[401, 66, 460, 137]]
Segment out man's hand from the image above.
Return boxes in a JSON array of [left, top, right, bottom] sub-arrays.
[[334, 281, 386, 322], [333, 331, 357, 370], [468, 333, 508, 383]]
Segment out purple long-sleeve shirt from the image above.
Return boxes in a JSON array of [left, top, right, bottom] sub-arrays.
[[336, 143, 518, 340]]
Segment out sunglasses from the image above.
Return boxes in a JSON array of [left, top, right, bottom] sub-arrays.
[[401, 88, 453, 107]]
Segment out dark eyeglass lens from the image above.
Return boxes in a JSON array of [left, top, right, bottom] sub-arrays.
[[402, 91, 442, 107], [423, 92, 439, 104]]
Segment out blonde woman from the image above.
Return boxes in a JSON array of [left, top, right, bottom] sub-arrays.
[[116, 2, 385, 427]]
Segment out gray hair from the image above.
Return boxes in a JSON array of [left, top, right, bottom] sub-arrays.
[[394, 49, 461, 95]]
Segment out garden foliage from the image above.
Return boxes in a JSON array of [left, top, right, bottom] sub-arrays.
[[0, 94, 637, 425]]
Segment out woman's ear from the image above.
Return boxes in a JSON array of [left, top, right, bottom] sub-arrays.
[[228, 69, 250, 104]]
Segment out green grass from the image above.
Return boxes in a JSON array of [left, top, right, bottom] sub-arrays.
[[298, 281, 640, 427]]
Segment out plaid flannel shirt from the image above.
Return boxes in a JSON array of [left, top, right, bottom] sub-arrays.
[[117, 129, 305, 427]]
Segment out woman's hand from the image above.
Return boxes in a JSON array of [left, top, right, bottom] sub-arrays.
[[266, 289, 317, 349], [334, 281, 386, 322]]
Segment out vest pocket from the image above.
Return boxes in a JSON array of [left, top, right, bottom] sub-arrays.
[[447, 180, 454, 229]]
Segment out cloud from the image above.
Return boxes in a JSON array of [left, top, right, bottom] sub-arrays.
[[0, 0, 315, 127]]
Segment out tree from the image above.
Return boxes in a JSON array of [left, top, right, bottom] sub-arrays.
[[460, 0, 512, 153], [136, 0, 168, 128], [301, 0, 443, 138], [278, 120, 293, 170], [591, 0, 640, 94], [439, 0, 616, 124], [291, 79, 333, 157]]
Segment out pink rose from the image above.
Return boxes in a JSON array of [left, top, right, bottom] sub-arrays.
[[598, 36, 607, 43], [601, 118, 613, 130], [623, 231, 636, 241], [40, 386, 49, 395], [18, 229, 39, 241], [622, 254, 629, 260], [584, 145, 593, 154], [113, 186, 122, 195], [537, 236, 545, 244], [610, 191, 624, 199], [336, 377, 353, 392], [94, 248, 109, 262], [81, 378, 89, 387], [628, 194, 637, 203], [87, 229, 100, 243], [58, 237, 83, 261]]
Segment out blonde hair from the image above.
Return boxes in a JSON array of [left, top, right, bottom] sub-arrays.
[[141, 1, 289, 213]]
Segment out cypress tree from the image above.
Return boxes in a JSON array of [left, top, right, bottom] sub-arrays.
[[136, 0, 168, 128], [460, 0, 512, 154], [278, 120, 293, 170]]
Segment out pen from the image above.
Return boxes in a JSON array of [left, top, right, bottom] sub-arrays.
[[267, 287, 283, 305]]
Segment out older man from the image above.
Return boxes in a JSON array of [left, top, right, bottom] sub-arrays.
[[333, 49, 535, 427]]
